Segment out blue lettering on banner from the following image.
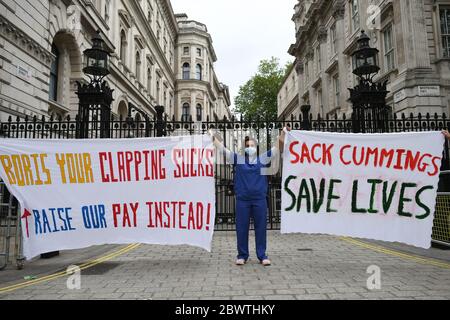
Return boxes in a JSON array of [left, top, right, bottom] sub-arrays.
[[32, 208, 75, 235], [82, 204, 107, 229]]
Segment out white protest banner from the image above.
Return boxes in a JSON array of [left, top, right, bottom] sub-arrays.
[[0, 135, 215, 259], [281, 131, 445, 249]]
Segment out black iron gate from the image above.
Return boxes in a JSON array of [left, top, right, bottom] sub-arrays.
[[0, 110, 449, 233]]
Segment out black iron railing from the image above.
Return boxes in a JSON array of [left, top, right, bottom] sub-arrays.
[[0, 111, 449, 232]]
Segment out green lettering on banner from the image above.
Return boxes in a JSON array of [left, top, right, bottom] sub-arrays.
[[367, 179, 383, 214], [382, 181, 397, 213], [284, 175, 297, 212], [398, 182, 417, 217], [297, 179, 311, 213], [352, 180, 367, 213], [415, 186, 434, 220], [327, 179, 341, 213], [310, 178, 325, 213]]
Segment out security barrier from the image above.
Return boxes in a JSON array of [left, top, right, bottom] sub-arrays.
[[0, 182, 23, 270]]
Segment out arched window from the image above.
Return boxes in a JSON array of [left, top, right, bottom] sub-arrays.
[[147, 68, 152, 94], [196, 104, 202, 122], [120, 30, 127, 63], [156, 80, 160, 104], [196, 64, 202, 80], [104, 0, 111, 23], [49, 43, 59, 101], [182, 103, 190, 121], [135, 51, 141, 81], [182, 63, 190, 80]]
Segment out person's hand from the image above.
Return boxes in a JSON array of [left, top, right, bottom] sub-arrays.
[[209, 129, 223, 144], [279, 127, 291, 140], [443, 130, 450, 140]]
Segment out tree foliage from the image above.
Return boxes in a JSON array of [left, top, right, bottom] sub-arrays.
[[235, 57, 293, 121]]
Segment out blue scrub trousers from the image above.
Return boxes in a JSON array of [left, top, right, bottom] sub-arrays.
[[235, 198, 268, 261]]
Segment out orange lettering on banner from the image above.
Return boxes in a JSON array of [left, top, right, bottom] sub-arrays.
[[55, 153, 94, 184], [0, 154, 52, 186]]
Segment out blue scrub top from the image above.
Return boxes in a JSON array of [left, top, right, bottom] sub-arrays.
[[232, 150, 274, 201]]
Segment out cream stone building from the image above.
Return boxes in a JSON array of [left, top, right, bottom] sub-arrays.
[[279, 0, 450, 119], [175, 14, 231, 122], [0, 0, 231, 122]]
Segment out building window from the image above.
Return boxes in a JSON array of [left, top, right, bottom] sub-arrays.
[[135, 51, 141, 82], [316, 46, 321, 75], [156, 80, 160, 104], [147, 68, 152, 94], [383, 24, 395, 72], [440, 8, 450, 58], [333, 74, 340, 107], [317, 89, 323, 116], [182, 63, 190, 79], [196, 64, 202, 80], [49, 43, 59, 101], [197, 48, 202, 57], [351, 0, 360, 33], [183, 47, 190, 55], [182, 103, 190, 121], [305, 60, 309, 84], [120, 30, 127, 63], [330, 24, 337, 55], [196, 104, 202, 121], [104, 0, 110, 23]]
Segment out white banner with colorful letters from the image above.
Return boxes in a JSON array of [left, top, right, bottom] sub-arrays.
[[281, 130, 445, 249], [0, 135, 215, 259]]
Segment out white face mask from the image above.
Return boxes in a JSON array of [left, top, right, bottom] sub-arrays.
[[245, 147, 257, 157]]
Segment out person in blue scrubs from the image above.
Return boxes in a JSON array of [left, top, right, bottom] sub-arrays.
[[211, 129, 288, 266]]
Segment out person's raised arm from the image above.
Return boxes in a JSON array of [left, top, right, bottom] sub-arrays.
[[278, 127, 291, 154], [208, 129, 235, 164], [269, 127, 291, 158]]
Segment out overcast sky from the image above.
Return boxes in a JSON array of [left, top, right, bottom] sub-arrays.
[[170, 0, 296, 111]]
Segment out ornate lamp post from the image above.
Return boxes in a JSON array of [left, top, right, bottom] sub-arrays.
[[76, 30, 114, 138], [349, 30, 389, 133]]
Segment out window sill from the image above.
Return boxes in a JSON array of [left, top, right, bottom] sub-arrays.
[[433, 57, 450, 63], [349, 28, 361, 40], [48, 99, 70, 113], [312, 76, 322, 88], [377, 68, 398, 83], [325, 59, 339, 74]]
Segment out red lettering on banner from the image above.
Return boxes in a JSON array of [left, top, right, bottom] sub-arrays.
[[173, 148, 214, 178], [98, 150, 166, 183], [145, 201, 213, 231], [111, 203, 139, 228]]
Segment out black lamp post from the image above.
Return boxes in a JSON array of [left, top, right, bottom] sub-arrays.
[[83, 32, 110, 81], [349, 30, 389, 133], [352, 31, 380, 81], [76, 30, 114, 138]]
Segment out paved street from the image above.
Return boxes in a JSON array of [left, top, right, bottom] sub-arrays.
[[0, 231, 449, 300]]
